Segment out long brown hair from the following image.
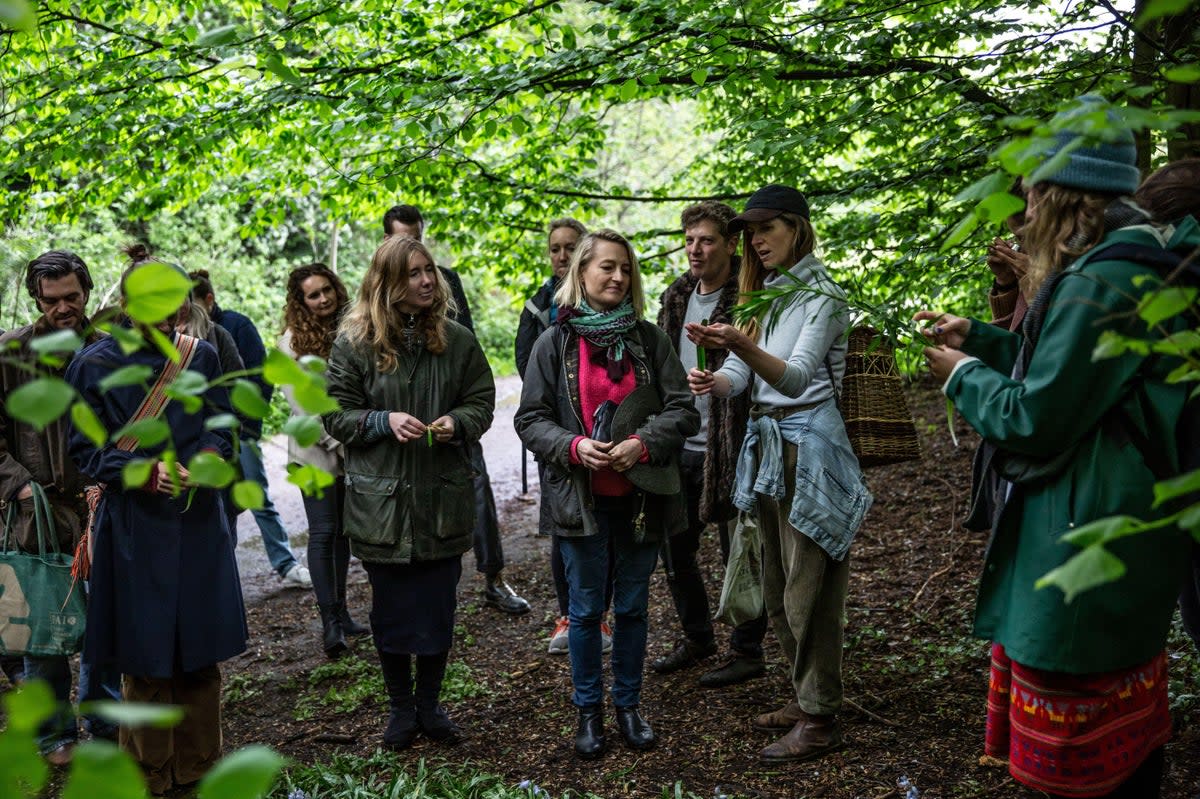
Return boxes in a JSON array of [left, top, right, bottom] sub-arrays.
[[1020, 184, 1111, 298], [736, 212, 815, 341], [283, 263, 349, 359], [340, 236, 451, 372], [1135, 158, 1200, 224]]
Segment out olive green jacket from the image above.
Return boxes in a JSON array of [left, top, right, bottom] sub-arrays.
[[947, 218, 1197, 673], [323, 321, 495, 564]]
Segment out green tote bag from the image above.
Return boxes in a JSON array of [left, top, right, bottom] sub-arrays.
[[0, 483, 87, 656]]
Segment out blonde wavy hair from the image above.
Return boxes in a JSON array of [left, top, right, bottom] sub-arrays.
[[553, 229, 645, 317], [1020, 184, 1111, 298], [340, 236, 452, 372], [736, 212, 815, 341]]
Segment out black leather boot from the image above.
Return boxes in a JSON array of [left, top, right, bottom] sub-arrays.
[[318, 604, 348, 659], [415, 652, 463, 744], [338, 605, 369, 637], [484, 573, 531, 615], [615, 706, 656, 750], [574, 705, 605, 759], [378, 651, 417, 750]]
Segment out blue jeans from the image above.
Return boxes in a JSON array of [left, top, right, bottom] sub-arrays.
[[23, 655, 120, 751], [238, 438, 297, 576], [559, 497, 659, 708]]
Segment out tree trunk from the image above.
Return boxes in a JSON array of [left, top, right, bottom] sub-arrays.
[[1164, 7, 1200, 160]]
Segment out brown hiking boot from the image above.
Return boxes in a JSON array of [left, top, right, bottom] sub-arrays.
[[751, 701, 804, 733], [760, 713, 845, 764]]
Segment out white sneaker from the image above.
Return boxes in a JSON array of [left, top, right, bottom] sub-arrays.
[[281, 563, 312, 589]]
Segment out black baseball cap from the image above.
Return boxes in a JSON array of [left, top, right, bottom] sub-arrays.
[[728, 184, 810, 233]]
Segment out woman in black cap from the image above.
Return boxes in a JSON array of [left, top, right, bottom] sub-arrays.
[[687, 185, 871, 765]]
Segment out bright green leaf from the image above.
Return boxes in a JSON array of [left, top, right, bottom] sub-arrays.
[[186, 451, 236, 488], [6, 377, 74, 432], [231, 479, 265, 511], [204, 413, 241, 432], [122, 459, 156, 489], [282, 415, 323, 447], [147, 327, 181, 364], [0, 0, 36, 32], [62, 741, 147, 799], [28, 330, 83, 355], [264, 53, 302, 85], [1152, 468, 1200, 508], [196, 24, 238, 48], [5, 679, 55, 734], [1138, 0, 1195, 25], [99, 365, 153, 393], [231, 380, 270, 420], [112, 418, 171, 449], [123, 263, 193, 325], [690, 68, 709, 86], [1035, 545, 1127, 603], [102, 325, 145, 356], [196, 745, 285, 799], [952, 171, 1008, 205], [267, 0, 289, 10], [0, 730, 48, 798], [1058, 514, 1146, 548], [169, 370, 208, 396], [86, 701, 185, 728], [619, 78, 638, 101], [1136, 286, 1198, 327], [976, 191, 1025, 224], [1162, 63, 1200, 83], [286, 463, 335, 498], [71, 401, 107, 448], [940, 213, 979, 251], [262, 348, 307, 387]]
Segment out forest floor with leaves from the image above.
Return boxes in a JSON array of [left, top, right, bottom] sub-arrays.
[[221, 381, 1200, 799]]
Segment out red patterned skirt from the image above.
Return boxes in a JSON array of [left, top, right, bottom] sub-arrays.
[[984, 643, 1171, 798]]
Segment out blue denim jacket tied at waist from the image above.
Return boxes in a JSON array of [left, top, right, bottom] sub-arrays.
[[732, 399, 872, 561]]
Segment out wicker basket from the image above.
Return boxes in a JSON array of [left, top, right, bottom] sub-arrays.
[[838, 326, 921, 468]]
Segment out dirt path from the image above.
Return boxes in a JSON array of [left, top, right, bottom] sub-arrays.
[[223, 382, 1200, 799]]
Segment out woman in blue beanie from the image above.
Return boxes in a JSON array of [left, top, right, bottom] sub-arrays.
[[916, 99, 1198, 798]]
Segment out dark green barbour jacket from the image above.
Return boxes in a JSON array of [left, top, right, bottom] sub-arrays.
[[947, 217, 1198, 674], [323, 320, 495, 565]]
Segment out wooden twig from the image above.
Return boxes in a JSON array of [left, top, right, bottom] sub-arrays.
[[844, 696, 899, 727]]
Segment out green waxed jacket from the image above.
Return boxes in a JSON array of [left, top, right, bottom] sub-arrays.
[[323, 321, 495, 565], [946, 218, 1198, 674]]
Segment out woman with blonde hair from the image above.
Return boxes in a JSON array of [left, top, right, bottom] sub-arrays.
[[918, 101, 1198, 798], [279, 263, 365, 659], [687, 185, 871, 764], [516, 229, 698, 758], [324, 236, 495, 749]]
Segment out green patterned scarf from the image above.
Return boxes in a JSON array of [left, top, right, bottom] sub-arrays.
[[563, 299, 637, 380]]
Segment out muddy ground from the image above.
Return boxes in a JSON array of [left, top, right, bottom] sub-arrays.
[[199, 377, 1200, 798]]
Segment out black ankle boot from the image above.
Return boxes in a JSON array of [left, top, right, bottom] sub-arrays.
[[378, 651, 417, 750], [416, 701, 464, 743], [615, 706, 656, 750], [338, 605, 369, 637], [318, 604, 348, 659], [574, 705, 605, 759]]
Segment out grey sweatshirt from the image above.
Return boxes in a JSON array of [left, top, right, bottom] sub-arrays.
[[717, 254, 848, 410]]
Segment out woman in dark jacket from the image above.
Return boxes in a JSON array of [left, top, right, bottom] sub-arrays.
[[514, 217, 590, 653], [515, 229, 699, 759], [66, 247, 247, 795], [279, 263, 365, 659], [324, 235, 495, 751]]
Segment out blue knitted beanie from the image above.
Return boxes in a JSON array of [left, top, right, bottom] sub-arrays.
[[1038, 96, 1139, 194]]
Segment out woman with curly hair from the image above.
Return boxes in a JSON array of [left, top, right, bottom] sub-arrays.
[[323, 236, 494, 749], [279, 263, 365, 658]]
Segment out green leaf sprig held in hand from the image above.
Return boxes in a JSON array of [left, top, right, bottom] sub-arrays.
[[696, 318, 708, 371]]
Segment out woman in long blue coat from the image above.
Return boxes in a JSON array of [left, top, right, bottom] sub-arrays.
[[66, 248, 247, 795]]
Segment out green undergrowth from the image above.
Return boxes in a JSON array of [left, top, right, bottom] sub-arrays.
[[1167, 614, 1200, 719], [270, 753, 599, 799], [293, 655, 488, 721]]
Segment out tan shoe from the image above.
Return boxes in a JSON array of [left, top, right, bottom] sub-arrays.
[[760, 714, 845, 764], [752, 701, 804, 733]]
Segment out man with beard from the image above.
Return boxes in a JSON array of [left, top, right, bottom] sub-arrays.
[[0, 251, 120, 764]]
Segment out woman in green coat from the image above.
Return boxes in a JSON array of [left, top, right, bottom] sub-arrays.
[[918, 102, 1195, 799], [324, 235, 496, 750]]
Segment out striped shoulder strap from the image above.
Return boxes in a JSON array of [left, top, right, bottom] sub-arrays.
[[114, 333, 201, 452]]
